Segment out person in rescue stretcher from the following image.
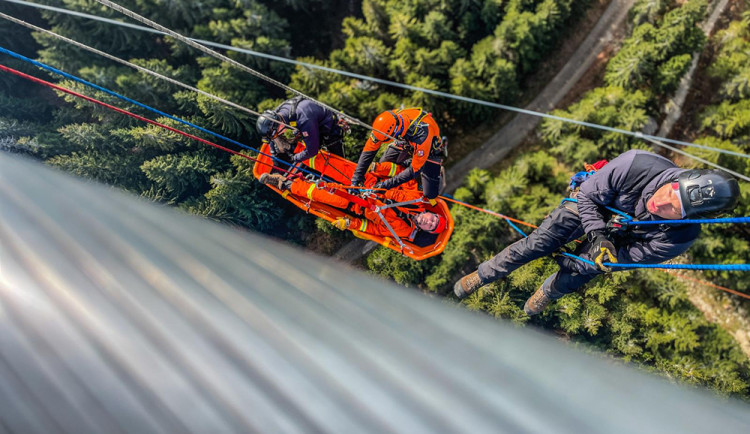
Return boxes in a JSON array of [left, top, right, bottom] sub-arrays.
[[259, 173, 446, 238]]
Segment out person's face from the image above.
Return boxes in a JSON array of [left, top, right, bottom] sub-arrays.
[[646, 182, 683, 219], [415, 212, 440, 232]]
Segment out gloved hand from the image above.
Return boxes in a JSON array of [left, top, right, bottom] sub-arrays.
[[338, 118, 351, 135], [372, 182, 384, 190], [267, 140, 279, 156], [331, 217, 350, 231], [587, 230, 617, 272]]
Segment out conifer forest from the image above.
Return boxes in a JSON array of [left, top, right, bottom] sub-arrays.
[[1, 0, 749, 399]]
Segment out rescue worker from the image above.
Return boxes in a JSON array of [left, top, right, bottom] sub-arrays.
[[453, 150, 740, 315], [350, 108, 445, 199], [256, 97, 345, 163], [259, 173, 446, 238]]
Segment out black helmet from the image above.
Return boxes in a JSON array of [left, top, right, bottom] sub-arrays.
[[677, 169, 740, 218], [256, 110, 282, 141]]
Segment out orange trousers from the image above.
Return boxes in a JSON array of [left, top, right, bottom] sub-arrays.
[[289, 180, 422, 238]]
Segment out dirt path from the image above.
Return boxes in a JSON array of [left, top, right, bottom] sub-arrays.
[[656, 0, 732, 138], [443, 0, 636, 193], [680, 274, 750, 359], [335, 0, 636, 260]]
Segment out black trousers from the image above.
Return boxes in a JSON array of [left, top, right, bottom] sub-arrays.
[[379, 145, 443, 199], [477, 205, 602, 299]]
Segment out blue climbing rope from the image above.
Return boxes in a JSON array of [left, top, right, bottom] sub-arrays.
[[474, 198, 750, 271], [505, 219, 528, 239], [561, 197, 633, 220], [560, 197, 750, 226], [558, 252, 750, 271], [625, 217, 750, 225], [0, 46, 333, 183]]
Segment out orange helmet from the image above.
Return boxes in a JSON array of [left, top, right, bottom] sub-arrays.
[[369, 110, 406, 143]]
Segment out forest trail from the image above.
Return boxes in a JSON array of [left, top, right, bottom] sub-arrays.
[[655, 0, 731, 138], [683, 276, 750, 359], [335, 0, 636, 261]]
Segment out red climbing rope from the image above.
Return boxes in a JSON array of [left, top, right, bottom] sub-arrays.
[[0, 63, 278, 170]]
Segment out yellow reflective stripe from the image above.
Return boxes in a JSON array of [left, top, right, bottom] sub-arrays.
[[359, 220, 368, 232], [309, 155, 316, 170], [281, 191, 290, 199], [306, 184, 316, 200], [388, 163, 397, 177]]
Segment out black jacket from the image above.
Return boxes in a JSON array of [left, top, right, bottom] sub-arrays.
[[276, 99, 339, 163], [578, 150, 700, 265]]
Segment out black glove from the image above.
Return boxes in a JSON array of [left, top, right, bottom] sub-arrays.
[[587, 230, 617, 272], [372, 181, 384, 190], [268, 140, 279, 156]]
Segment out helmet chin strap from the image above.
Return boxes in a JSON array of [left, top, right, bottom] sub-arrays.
[[674, 187, 686, 218]]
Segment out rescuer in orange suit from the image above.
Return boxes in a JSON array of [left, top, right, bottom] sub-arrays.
[[350, 108, 444, 199], [259, 173, 446, 238]]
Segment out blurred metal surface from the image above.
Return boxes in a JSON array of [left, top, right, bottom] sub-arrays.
[[1, 152, 749, 433]]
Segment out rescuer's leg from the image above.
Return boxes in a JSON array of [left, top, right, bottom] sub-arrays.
[[523, 270, 598, 316], [454, 206, 583, 299]]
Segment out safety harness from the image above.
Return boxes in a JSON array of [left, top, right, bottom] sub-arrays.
[[568, 160, 609, 191], [388, 107, 444, 166], [401, 108, 429, 141], [274, 95, 305, 128]]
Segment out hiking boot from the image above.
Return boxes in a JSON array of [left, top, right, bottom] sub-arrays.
[[523, 286, 551, 316], [259, 173, 290, 190], [453, 271, 484, 299]]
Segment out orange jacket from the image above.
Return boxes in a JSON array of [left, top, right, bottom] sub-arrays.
[[361, 108, 440, 172], [352, 108, 443, 198]]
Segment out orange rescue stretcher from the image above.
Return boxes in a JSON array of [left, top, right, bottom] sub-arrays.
[[253, 143, 454, 260]]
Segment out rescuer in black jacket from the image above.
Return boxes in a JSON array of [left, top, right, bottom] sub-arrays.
[[256, 97, 345, 163], [453, 150, 740, 316]]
